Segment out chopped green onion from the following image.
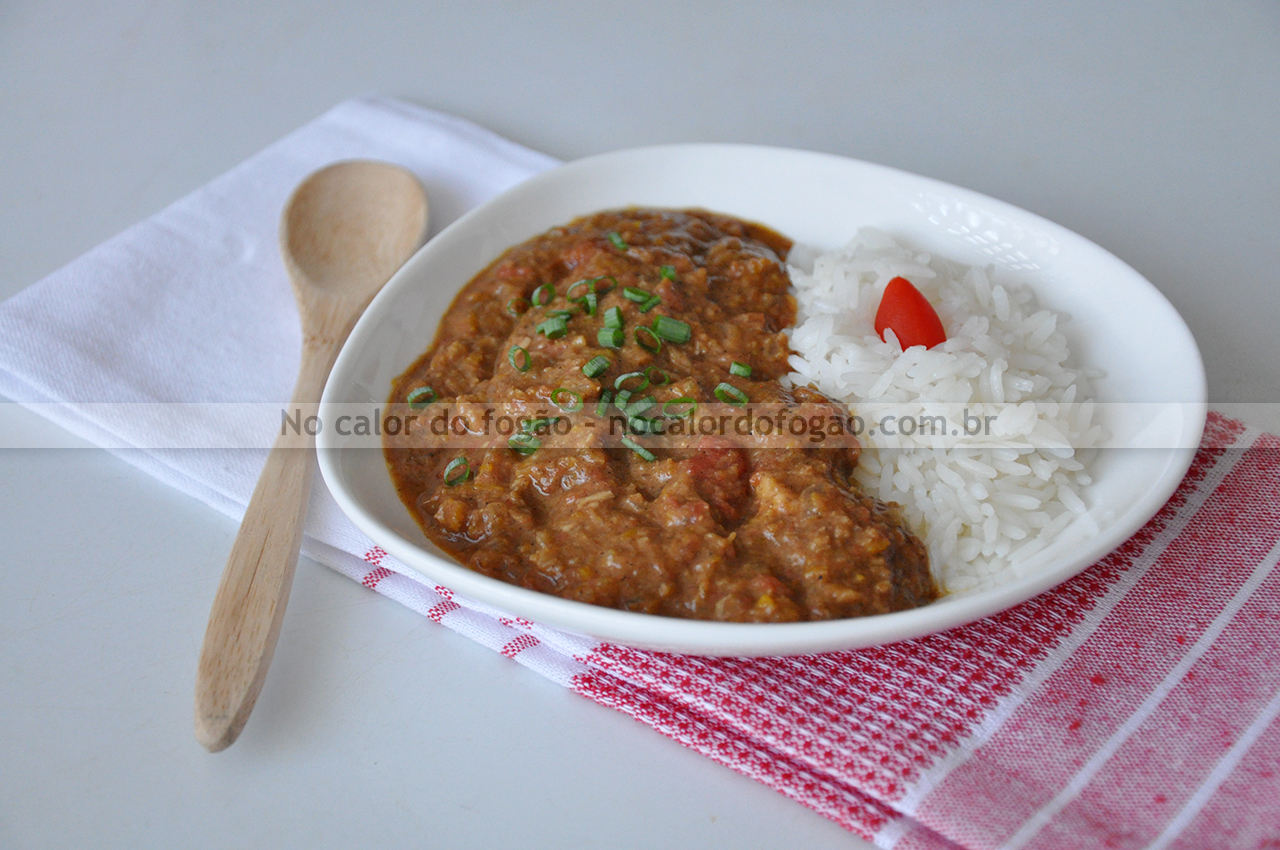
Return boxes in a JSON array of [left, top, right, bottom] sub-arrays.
[[660, 264, 677, 281], [662, 397, 697, 419], [406, 386, 436, 409], [569, 276, 615, 299], [443, 456, 471, 485], [508, 433, 540, 456], [635, 326, 662, 353], [623, 287, 649, 303], [652, 315, 691, 344], [607, 231, 628, 250], [621, 436, 656, 462], [508, 345, 531, 372], [614, 371, 650, 392], [627, 416, 654, 435], [714, 382, 749, 407], [506, 297, 529, 317], [596, 389, 614, 417], [521, 417, 558, 434], [639, 295, 662, 313], [582, 355, 611, 378], [644, 365, 669, 386], [613, 389, 632, 406], [552, 388, 583, 412], [566, 278, 593, 300], [729, 361, 752, 377], [535, 316, 569, 339], [582, 292, 598, 316], [531, 283, 555, 306], [622, 395, 655, 417], [603, 306, 625, 329], [597, 327, 624, 349], [545, 309, 574, 320]]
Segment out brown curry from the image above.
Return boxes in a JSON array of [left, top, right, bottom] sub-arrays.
[[385, 208, 936, 622]]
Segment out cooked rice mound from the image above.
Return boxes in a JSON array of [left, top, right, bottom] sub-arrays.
[[785, 229, 1104, 593]]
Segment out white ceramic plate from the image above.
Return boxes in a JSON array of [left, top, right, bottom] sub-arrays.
[[317, 145, 1206, 656]]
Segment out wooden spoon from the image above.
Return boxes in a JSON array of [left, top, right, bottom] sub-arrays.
[[195, 161, 428, 752]]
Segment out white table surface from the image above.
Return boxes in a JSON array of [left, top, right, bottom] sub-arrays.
[[2, 3, 1278, 848]]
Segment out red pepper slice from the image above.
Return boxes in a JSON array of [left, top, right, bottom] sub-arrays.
[[874, 276, 947, 349]]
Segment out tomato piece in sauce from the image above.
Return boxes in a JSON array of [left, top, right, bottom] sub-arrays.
[[874, 276, 947, 349]]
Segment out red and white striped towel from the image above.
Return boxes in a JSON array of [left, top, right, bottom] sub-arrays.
[[1, 97, 1275, 849], [338, 411, 1280, 849]]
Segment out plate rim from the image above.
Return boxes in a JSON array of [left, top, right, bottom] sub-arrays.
[[317, 142, 1208, 656]]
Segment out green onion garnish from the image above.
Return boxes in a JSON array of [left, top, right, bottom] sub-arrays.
[[582, 292, 598, 316], [623, 287, 649, 303], [508, 345, 531, 372], [566, 278, 593, 300], [582, 355, 611, 378], [614, 371, 650, 392], [608, 231, 628, 250], [531, 283, 555, 306], [652, 315, 691, 344], [593, 276, 618, 295], [545, 309, 574, 320], [522, 417, 558, 433], [635, 326, 662, 353], [644, 365, 669, 386], [729, 361, 752, 377], [597, 327, 624, 349], [508, 433, 540, 456], [639, 295, 662, 313], [552, 388, 583, 412], [596, 390, 613, 417], [623, 395, 655, 417], [628, 416, 653, 435], [406, 386, 436, 409], [443, 456, 471, 485], [714, 382, 749, 407], [614, 389, 632, 406], [506, 297, 529, 317], [603, 306, 625, 329], [660, 265, 677, 281], [662, 397, 697, 418], [536, 316, 569, 339], [622, 436, 656, 462]]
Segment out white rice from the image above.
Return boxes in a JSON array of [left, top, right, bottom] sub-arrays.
[[784, 229, 1104, 593]]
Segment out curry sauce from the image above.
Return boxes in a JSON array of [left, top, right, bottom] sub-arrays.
[[385, 209, 936, 622]]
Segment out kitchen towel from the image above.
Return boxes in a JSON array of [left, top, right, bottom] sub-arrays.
[[0, 95, 1275, 850]]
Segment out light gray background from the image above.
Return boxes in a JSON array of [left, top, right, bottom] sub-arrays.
[[2, 3, 1277, 848]]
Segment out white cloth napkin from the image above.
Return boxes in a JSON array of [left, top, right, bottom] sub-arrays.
[[0, 96, 609, 673], [0, 95, 564, 598]]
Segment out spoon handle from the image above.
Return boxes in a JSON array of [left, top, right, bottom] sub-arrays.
[[194, 342, 337, 752]]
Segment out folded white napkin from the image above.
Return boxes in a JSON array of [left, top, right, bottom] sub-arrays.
[[0, 97, 544, 547], [0, 95, 604, 668]]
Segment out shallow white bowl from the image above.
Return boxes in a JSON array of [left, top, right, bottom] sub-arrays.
[[317, 145, 1206, 656]]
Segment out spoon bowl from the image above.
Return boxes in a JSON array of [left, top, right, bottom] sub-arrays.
[[282, 160, 429, 297], [194, 160, 428, 752]]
